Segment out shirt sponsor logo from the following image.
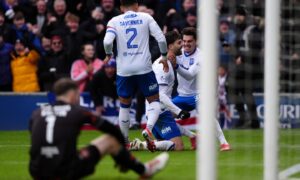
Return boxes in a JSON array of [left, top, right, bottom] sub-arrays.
[[149, 84, 158, 91], [161, 126, 172, 134], [189, 58, 194, 65]]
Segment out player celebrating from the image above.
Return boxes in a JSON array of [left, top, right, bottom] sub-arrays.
[[130, 31, 197, 151], [173, 27, 231, 151], [29, 78, 169, 179], [103, 0, 168, 149]]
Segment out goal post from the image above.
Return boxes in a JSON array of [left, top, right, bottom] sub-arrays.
[[197, 0, 218, 180], [264, 0, 281, 179]]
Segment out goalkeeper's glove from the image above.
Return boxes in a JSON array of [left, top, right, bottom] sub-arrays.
[[177, 110, 190, 120]]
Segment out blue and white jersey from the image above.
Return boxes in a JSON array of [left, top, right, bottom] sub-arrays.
[[176, 48, 202, 97], [152, 58, 175, 98], [105, 11, 166, 76], [146, 57, 182, 116]]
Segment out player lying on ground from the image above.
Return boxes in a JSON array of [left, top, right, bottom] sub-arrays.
[[29, 78, 169, 179], [171, 27, 231, 151], [103, 0, 168, 149], [130, 31, 197, 151]]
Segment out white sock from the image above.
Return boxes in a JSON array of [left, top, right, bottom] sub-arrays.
[[176, 123, 196, 138], [215, 119, 228, 145], [154, 140, 175, 151], [146, 101, 161, 131], [119, 107, 130, 144]]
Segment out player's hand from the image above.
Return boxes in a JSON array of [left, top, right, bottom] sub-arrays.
[[177, 110, 190, 120], [159, 57, 169, 72], [167, 52, 177, 68], [94, 106, 105, 116], [103, 54, 112, 65]]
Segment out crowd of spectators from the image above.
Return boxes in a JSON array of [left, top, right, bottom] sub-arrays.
[[0, 0, 299, 93]]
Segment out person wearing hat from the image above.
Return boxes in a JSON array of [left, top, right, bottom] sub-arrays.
[[10, 38, 40, 92], [37, 34, 70, 91], [89, 58, 117, 118]]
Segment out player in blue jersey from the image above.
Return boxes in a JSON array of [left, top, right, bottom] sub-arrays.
[[130, 31, 197, 151], [173, 27, 231, 151], [103, 0, 168, 150]]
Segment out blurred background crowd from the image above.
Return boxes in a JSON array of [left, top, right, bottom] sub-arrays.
[[0, 0, 299, 127]]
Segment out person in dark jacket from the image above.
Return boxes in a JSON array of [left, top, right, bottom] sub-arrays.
[[0, 33, 13, 91], [38, 35, 70, 91], [89, 59, 118, 117], [7, 11, 43, 53]]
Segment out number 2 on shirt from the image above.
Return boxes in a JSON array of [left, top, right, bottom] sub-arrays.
[[126, 28, 138, 49]]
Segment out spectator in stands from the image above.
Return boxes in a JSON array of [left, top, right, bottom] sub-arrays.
[[38, 35, 69, 91], [247, 6, 264, 92], [7, 11, 43, 53], [89, 59, 117, 117], [0, 32, 13, 91], [64, 13, 84, 64], [71, 43, 103, 92], [163, 0, 196, 33], [0, 0, 17, 21], [43, 0, 68, 38], [227, 5, 260, 129], [0, 11, 10, 41], [219, 18, 236, 66], [29, 0, 48, 37], [10, 39, 40, 92], [101, 0, 120, 24], [80, 7, 106, 59]]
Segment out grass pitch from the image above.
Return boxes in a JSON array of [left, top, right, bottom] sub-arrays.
[[0, 130, 299, 180]]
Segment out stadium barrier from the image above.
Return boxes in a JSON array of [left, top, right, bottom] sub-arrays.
[[0, 93, 299, 130]]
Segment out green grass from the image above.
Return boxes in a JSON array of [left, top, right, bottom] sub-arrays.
[[0, 130, 299, 179]]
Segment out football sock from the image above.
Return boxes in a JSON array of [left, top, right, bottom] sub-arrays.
[[140, 140, 175, 151], [119, 107, 130, 144], [154, 140, 175, 151], [146, 101, 161, 132], [112, 147, 145, 175], [215, 119, 228, 145], [176, 123, 196, 138]]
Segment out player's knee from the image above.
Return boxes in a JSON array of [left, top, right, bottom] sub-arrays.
[[174, 141, 184, 151], [91, 135, 121, 155], [146, 94, 159, 103], [171, 138, 184, 151], [119, 97, 132, 106]]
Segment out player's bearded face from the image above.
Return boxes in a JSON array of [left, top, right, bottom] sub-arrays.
[[183, 35, 196, 54], [174, 39, 182, 56]]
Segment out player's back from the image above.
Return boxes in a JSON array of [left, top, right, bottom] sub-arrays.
[[108, 11, 156, 76], [29, 101, 86, 178]]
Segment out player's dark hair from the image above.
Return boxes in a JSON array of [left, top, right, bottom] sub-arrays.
[[120, 0, 138, 6], [53, 78, 78, 96], [165, 31, 181, 47], [182, 27, 197, 40]]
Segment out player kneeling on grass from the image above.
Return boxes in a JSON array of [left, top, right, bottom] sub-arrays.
[[29, 78, 169, 180], [130, 31, 197, 152]]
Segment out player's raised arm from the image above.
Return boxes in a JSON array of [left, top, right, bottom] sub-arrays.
[[148, 15, 169, 72], [103, 21, 117, 63]]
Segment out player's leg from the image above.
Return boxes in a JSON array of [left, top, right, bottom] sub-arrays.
[[215, 119, 231, 151], [172, 95, 197, 111], [90, 134, 169, 178], [116, 75, 134, 145], [153, 111, 184, 151], [137, 72, 161, 150], [176, 123, 197, 149]]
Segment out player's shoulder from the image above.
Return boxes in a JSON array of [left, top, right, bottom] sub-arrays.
[[136, 12, 154, 20]]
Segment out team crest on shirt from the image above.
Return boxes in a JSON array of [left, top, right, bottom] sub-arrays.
[[189, 58, 194, 65]]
